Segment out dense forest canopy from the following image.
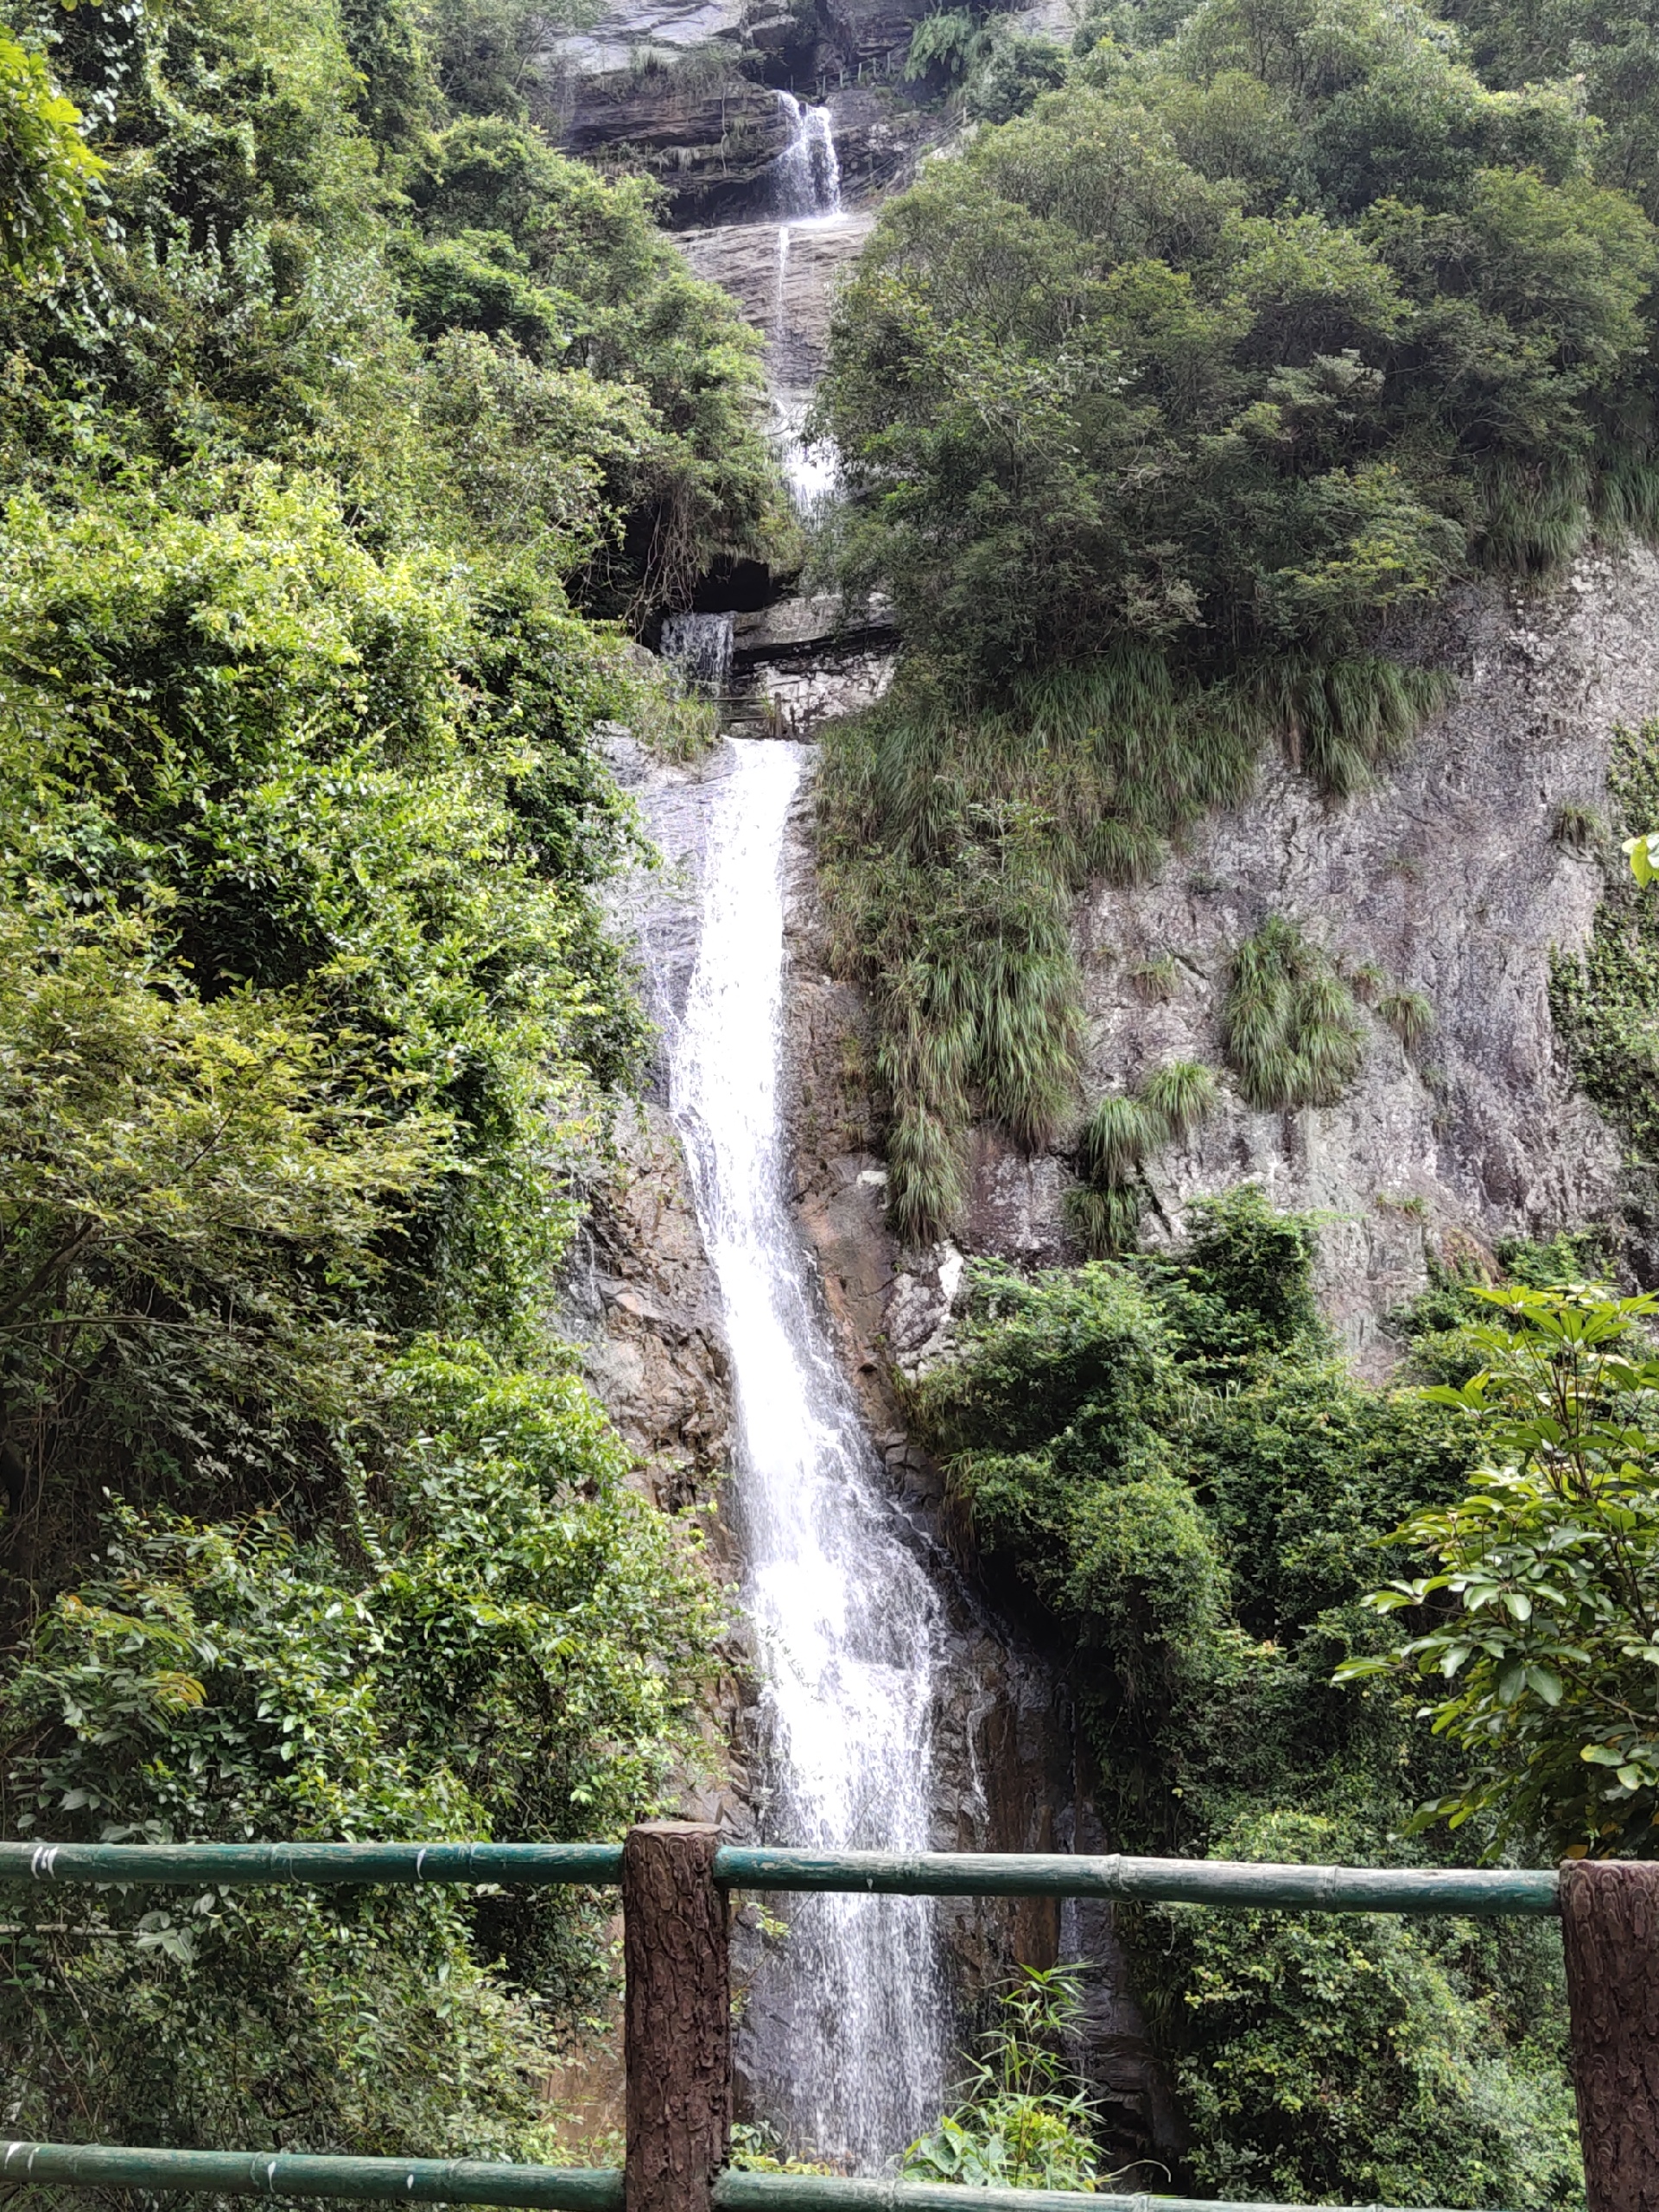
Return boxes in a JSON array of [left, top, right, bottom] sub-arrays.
[[817, 0, 1659, 1243], [0, 0, 761, 2166]]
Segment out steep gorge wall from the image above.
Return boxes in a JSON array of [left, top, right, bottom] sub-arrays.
[[858, 548, 1659, 1375]]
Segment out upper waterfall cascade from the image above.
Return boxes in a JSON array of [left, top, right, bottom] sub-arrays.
[[771, 93, 842, 222], [664, 741, 951, 2166], [769, 96, 844, 513]]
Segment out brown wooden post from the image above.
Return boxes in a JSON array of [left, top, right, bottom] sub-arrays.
[[623, 1821, 731, 2212], [1560, 1858, 1659, 2212]]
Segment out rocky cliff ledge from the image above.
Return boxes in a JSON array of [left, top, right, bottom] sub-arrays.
[[531, 0, 949, 225]]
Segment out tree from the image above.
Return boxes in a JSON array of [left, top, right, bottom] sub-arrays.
[[1339, 1285, 1659, 1857]]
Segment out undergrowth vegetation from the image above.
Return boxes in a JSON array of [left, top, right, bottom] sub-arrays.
[[817, 0, 1659, 1240], [903, 1966, 1102, 2191], [0, 0, 753, 2169], [909, 1189, 1586, 2206]]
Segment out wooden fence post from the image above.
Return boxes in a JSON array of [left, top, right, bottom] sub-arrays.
[[623, 1822, 730, 2212], [1560, 1858, 1659, 2212]]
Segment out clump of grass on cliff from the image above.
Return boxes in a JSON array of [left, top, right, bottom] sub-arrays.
[[1223, 918, 1365, 1110], [1066, 1061, 1219, 1255]]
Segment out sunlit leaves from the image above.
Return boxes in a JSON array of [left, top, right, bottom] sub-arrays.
[[1338, 1285, 1659, 1853], [0, 33, 101, 285]]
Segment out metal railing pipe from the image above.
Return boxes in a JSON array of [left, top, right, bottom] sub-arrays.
[[0, 1842, 625, 1888], [709, 1849, 1559, 1916], [715, 2179, 1482, 2212], [0, 2151, 1494, 2212], [0, 2145, 624, 2208]]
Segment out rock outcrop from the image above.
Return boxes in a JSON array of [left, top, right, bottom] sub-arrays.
[[532, 0, 951, 223]]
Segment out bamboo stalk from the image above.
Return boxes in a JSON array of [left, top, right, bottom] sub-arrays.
[[709, 1849, 1560, 1916], [0, 1841, 624, 1886], [715, 2179, 1490, 2212], [0, 1840, 1560, 1915], [0, 2145, 623, 2208], [0, 2151, 1497, 2212]]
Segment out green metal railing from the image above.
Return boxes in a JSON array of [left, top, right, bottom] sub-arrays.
[[0, 1840, 1558, 1916], [0, 1837, 1581, 2212], [0, 2147, 1487, 2212]]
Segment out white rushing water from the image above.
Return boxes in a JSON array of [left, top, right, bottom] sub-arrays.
[[767, 96, 844, 516], [660, 611, 734, 696], [666, 741, 950, 2168], [772, 92, 842, 221]]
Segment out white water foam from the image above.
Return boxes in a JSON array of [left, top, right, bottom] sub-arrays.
[[772, 92, 842, 221], [665, 741, 950, 2168]]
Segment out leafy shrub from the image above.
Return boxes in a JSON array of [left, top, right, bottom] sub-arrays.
[[908, 1192, 1582, 2201], [1344, 1284, 1659, 1856], [1149, 1809, 1582, 2210], [0, 29, 101, 283], [904, 1967, 1102, 2190], [0, 1359, 720, 2154]]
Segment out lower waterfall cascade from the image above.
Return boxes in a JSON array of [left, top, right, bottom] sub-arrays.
[[661, 741, 953, 2168]]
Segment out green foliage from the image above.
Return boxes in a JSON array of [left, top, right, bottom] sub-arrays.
[[0, 29, 101, 283], [905, 7, 983, 83], [1442, 0, 1659, 224], [1068, 1061, 1219, 1254], [0, 1351, 719, 2154], [0, 0, 746, 2164], [910, 1189, 1581, 2201], [817, 0, 1657, 1227], [1343, 1284, 1659, 1858], [967, 28, 1071, 121], [400, 117, 782, 612], [1223, 916, 1366, 1109], [903, 1967, 1102, 2191], [0, 0, 779, 618], [1553, 718, 1659, 1162], [825, 0, 1656, 676], [1154, 1808, 1582, 2209]]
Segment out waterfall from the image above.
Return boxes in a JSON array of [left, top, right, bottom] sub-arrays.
[[660, 611, 734, 694], [666, 740, 950, 2168], [766, 99, 842, 515], [770, 92, 842, 222], [771, 393, 837, 518]]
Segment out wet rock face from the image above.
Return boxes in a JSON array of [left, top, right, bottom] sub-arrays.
[[679, 210, 874, 372], [573, 1103, 734, 1510], [943, 547, 1659, 1370]]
